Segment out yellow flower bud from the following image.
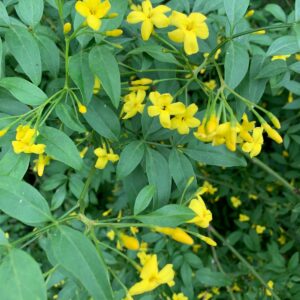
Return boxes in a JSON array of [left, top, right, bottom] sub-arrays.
[[93, 77, 101, 94], [79, 146, 88, 158], [269, 114, 281, 129], [253, 30, 266, 35], [245, 9, 255, 18], [63, 22, 72, 34], [78, 104, 87, 114], [105, 29, 123, 37], [199, 235, 217, 246], [131, 78, 153, 86], [0, 127, 8, 137], [262, 123, 283, 144], [206, 115, 218, 134], [120, 233, 140, 250], [170, 228, 194, 245]]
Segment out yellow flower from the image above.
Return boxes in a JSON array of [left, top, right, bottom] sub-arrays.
[[199, 235, 217, 246], [277, 234, 286, 245], [192, 244, 201, 253], [12, 125, 46, 155], [105, 29, 123, 37], [288, 92, 293, 103], [239, 214, 250, 222], [63, 22, 72, 34], [131, 78, 153, 86], [128, 85, 149, 91], [78, 103, 87, 114], [102, 208, 112, 216], [253, 29, 266, 35], [137, 251, 151, 265], [262, 123, 283, 144], [79, 146, 88, 158], [271, 54, 290, 61], [130, 226, 139, 235], [0, 127, 8, 137], [75, 0, 111, 31], [266, 280, 274, 297], [203, 49, 221, 60], [94, 145, 119, 169], [212, 287, 220, 295], [170, 103, 200, 134], [188, 196, 212, 228], [269, 114, 281, 129], [128, 254, 175, 296], [93, 77, 101, 94], [242, 127, 264, 157], [148, 91, 185, 128], [204, 79, 217, 90], [245, 9, 255, 18], [239, 113, 255, 142], [231, 283, 241, 292], [155, 227, 194, 245], [168, 11, 209, 55], [122, 90, 146, 120], [230, 196, 241, 208], [127, 0, 170, 41], [106, 230, 115, 241], [120, 233, 140, 250], [172, 293, 188, 300], [197, 291, 213, 300], [255, 225, 266, 234], [197, 181, 218, 195], [249, 193, 258, 200], [33, 154, 51, 177]]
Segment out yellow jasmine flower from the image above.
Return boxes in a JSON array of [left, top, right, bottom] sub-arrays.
[[139, 241, 148, 252], [120, 233, 140, 250], [197, 181, 218, 195], [226, 124, 239, 152], [230, 196, 241, 208], [231, 283, 241, 292], [192, 244, 201, 253], [137, 251, 151, 265], [131, 78, 153, 86], [94, 145, 119, 169], [266, 280, 274, 296], [239, 113, 255, 142], [75, 0, 111, 31], [63, 22, 72, 34], [148, 91, 185, 128], [212, 287, 220, 295], [128, 85, 149, 91], [170, 103, 200, 134], [199, 235, 217, 246], [242, 127, 264, 157], [93, 77, 101, 94], [188, 196, 212, 228], [168, 11, 209, 55], [155, 227, 194, 245], [128, 254, 175, 296], [271, 54, 290, 61], [130, 226, 139, 235], [204, 79, 217, 90], [172, 293, 188, 300], [127, 0, 170, 41], [106, 229, 115, 241], [12, 125, 46, 155], [122, 90, 146, 119], [78, 103, 87, 114], [253, 29, 266, 35], [197, 291, 213, 300], [262, 123, 283, 144], [249, 193, 258, 200], [0, 127, 8, 137], [278, 234, 286, 245], [102, 208, 112, 216], [245, 9, 255, 18], [288, 92, 293, 103], [239, 214, 250, 222], [33, 154, 51, 177], [255, 225, 266, 234], [79, 146, 88, 158], [105, 29, 123, 37]]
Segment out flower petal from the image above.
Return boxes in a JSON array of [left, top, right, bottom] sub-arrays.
[[184, 31, 199, 55], [168, 102, 186, 115], [95, 0, 111, 18], [168, 29, 185, 43], [194, 22, 209, 39], [159, 110, 171, 128], [75, 1, 90, 17], [86, 14, 101, 30], [127, 11, 146, 23], [151, 14, 170, 28], [141, 19, 153, 40]]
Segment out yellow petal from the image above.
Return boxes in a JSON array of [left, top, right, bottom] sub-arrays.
[[95, 157, 108, 169], [189, 12, 207, 24], [194, 22, 209, 39], [148, 105, 161, 117], [158, 264, 175, 285], [151, 14, 170, 28], [141, 255, 158, 280], [168, 29, 185, 43], [152, 5, 171, 14], [169, 11, 188, 28], [127, 11, 146, 23], [141, 19, 153, 41], [95, 0, 111, 18], [86, 14, 101, 30], [129, 280, 158, 296], [159, 110, 171, 128], [184, 31, 198, 55], [29, 144, 46, 155], [168, 102, 186, 115], [75, 1, 90, 17], [141, 0, 152, 15]]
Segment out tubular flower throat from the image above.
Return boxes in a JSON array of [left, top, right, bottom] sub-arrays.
[[188, 196, 212, 228], [75, 0, 111, 31], [122, 89, 146, 119], [148, 91, 185, 128], [170, 103, 200, 135], [127, 0, 170, 41], [12, 125, 46, 155], [128, 254, 175, 296], [94, 145, 119, 169], [33, 154, 51, 177], [168, 11, 209, 55]]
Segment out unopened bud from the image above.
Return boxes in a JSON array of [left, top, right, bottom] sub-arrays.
[[105, 29, 123, 37], [63, 22, 72, 34]]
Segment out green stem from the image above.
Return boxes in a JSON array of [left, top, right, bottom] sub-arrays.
[[64, 38, 70, 88], [210, 226, 280, 300]]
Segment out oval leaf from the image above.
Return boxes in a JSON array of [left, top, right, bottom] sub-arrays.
[[15, 0, 44, 27], [134, 185, 155, 215]]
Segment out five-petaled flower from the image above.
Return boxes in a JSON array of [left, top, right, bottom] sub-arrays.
[[94, 144, 119, 169], [75, 0, 111, 31], [122, 89, 146, 119], [242, 127, 264, 157], [188, 196, 212, 228]]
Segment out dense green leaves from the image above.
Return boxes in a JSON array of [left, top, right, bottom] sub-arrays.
[[0, 176, 52, 226], [38, 126, 83, 170], [196, 268, 233, 287], [224, 0, 249, 27], [117, 141, 145, 179], [0, 249, 47, 300], [134, 185, 155, 215], [46, 226, 113, 300], [5, 27, 41, 85], [0, 77, 47, 105], [89, 46, 120, 108]]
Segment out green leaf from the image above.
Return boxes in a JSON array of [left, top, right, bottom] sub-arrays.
[[0, 149, 30, 179], [134, 185, 155, 215], [46, 226, 113, 300], [169, 149, 196, 193], [283, 99, 300, 109], [196, 268, 233, 287], [0, 175, 52, 226], [296, 0, 300, 22], [51, 184, 67, 210], [0, 77, 47, 105], [38, 126, 83, 170], [15, 0, 44, 27], [225, 41, 249, 89], [89, 46, 120, 108], [69, 52, 94, 102], [289, 61, 300, 73], [84, 99, 120, 140], [284, 80, 300, 95], [5, 26, 42, 85], [0, 2, 10, 25], [267, 36, 300, 56], [55, 103, 86, 133], [256, 60, 287, 79], [184, 142, 247, 167], [117, 141, 145, 179], [136, 204, 194, 227], [0, 249, 47, 300], [223, 0, 249, 26], [145, 148, 171, 208], [265, 4, 286, 22]]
